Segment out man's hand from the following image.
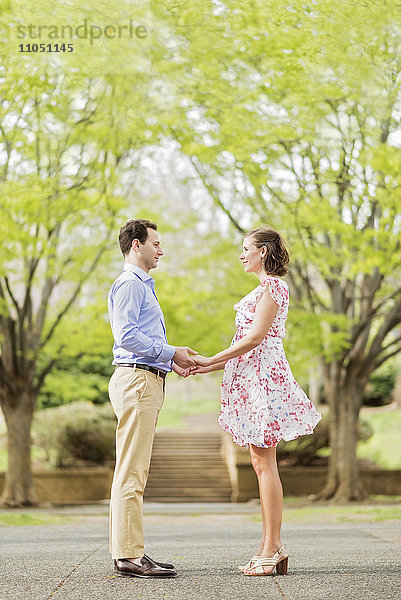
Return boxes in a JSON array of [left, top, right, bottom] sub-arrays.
[[172, 363, 193, 378], [173, 346, 198, 368]]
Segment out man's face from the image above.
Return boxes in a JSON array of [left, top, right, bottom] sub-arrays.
[[136, 228, 164, 272]]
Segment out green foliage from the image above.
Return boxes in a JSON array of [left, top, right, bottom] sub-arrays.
[[7, 0, 151, 77], [33, 402, 116, 467], [159, 235, 252, 356], [37, 369, 109, 409], [1, 0, 400, 505], [37, 351, 114, 410], [150, 0, 401, 375]]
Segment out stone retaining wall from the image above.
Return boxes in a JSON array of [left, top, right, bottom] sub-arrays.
[[0, 463, 400, 503], [0, 468, 113, 503]]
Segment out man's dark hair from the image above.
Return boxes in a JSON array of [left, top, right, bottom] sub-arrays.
[[119, 219, 158, 256]]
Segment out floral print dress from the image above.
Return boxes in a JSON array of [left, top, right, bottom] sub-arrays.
[[219, 277, 322, 448]]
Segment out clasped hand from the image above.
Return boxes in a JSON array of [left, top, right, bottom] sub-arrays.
[[176, 355, 212, 378]]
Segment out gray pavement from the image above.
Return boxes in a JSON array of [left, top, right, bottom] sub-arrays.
[[0, 503, 400, 600]]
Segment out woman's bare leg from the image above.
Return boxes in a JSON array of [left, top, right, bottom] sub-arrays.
[[248, 445, 283, 569]]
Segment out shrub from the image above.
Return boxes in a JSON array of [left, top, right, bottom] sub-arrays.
[[33, 402, 116, 468], [362, 363, 396, 406]]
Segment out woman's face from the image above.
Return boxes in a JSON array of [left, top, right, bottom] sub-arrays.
[[240, 236, 265, 273]]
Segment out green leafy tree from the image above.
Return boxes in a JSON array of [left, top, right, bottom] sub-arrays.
[[150, 0, 401, 500], [0, 69, 143, 505]]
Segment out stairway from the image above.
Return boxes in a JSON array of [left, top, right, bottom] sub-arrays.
[[144, 431, 232, 502]]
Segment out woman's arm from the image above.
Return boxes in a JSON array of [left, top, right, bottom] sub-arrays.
[[195, 289, 279, 367], [191, 360, 227, 374]]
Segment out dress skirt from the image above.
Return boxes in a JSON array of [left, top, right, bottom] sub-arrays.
[[219, 335, 322, 448]]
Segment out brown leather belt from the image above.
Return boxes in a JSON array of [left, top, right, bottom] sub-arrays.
[[116, 363, 168, 380]]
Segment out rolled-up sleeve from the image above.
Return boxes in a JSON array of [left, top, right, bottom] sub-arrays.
[[111, 280, 175, 362]]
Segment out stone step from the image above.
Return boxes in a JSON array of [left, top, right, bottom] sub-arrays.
[[145, 486, 232, 495], [150, 450, 222, 455], [152, 443, 221, 448], [148, 473, 230, 489], [153, 433, 219, 438], [148, 472, 229, 477], [151, 456, 225, 470], [145, 494, 232, 500], [146, 488, 231, 492], [149, 467, 229, 471], [153, 438, 220, 443], [144, 431, 232, 502]]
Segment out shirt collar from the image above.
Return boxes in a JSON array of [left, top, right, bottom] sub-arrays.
[[123, 263, 154, 283]]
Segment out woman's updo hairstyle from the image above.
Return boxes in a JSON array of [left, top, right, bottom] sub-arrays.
[[245, 226, 289, 277]]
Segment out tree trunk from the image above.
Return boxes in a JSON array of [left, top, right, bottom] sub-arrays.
[[0, 390, 38, 507], [317, 363, 367, 502]]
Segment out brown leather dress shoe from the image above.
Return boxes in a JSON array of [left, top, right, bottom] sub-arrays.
[[143, 554, 175, 570], [115, 556, 177, 578], [114, 556, 175, 570]]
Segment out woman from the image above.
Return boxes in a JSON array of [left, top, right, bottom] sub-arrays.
[[193, 226, 321, 576]]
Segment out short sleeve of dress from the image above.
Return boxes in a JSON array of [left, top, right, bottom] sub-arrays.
[[256, 278, 283, 307], [268, 278, 283, 306]]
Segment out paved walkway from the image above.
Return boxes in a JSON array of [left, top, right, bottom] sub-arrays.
[[0, 503, 400, 600]]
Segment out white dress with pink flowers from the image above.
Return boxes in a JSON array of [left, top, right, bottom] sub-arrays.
[[219, 277, 321, 448]]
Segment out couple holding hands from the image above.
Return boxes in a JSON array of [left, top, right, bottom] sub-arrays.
[[107, 218, 321, 579]]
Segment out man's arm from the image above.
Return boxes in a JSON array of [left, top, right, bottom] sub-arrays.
[[111, 280, 175, 362], [111, 280, 197, 367]]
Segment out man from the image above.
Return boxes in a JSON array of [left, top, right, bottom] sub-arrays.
[[108, 218, 196, 578]]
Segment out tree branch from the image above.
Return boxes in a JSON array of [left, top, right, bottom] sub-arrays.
[[33, 355, 62, 395], [348, 287, 401, 348], [37, 241, 110, 353], [378, 334, 401, 357], [188, 155, 245, 234], [291, 260, 327, 311], [3, 277, 20, 315], [374, 343, 401, 370], [364, 295, 401, 369]]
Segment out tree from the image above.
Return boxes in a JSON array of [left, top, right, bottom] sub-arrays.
[[0, 70, 141, 505], [150, 0, 401, 500]]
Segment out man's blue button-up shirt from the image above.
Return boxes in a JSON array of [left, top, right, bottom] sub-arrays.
[[108, 263, 175, 371]]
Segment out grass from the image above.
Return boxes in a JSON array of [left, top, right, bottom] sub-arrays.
[[250, 497, 401, 524], [156, 373, 221, 428], [0, 513, 72, 526], [282, 505, 401, 524], [357, 408, 401, 469]]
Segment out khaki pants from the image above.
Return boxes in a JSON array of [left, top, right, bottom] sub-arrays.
[[108, 366, 165, 559]]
